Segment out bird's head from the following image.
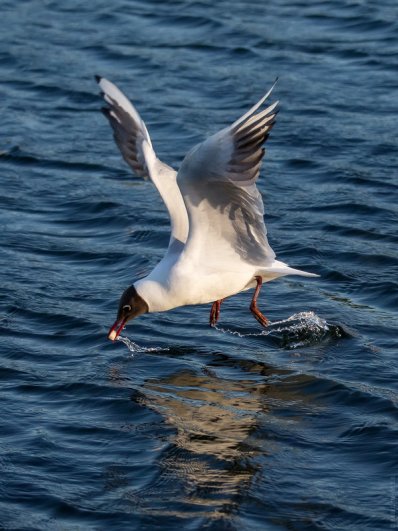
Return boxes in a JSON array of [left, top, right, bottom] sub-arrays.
[[108, 285, 148, 341]]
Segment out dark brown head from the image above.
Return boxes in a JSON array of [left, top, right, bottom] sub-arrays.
[[108, 285, 148, 341]]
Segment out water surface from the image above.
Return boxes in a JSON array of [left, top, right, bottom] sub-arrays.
[[1, 0, 397, 529]]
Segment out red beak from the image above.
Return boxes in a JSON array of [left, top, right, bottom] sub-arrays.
[[107, 318, 127, 341]]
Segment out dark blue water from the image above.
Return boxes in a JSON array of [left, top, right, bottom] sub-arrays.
[[1, 1, 397, 529]]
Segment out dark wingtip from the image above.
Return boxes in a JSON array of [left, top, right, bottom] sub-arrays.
[[95, 75, 102, 83]]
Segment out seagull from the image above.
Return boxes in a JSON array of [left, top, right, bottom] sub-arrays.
[[96, 76, 318, 341]]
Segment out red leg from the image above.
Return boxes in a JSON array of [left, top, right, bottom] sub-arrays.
[[210, 299, 223, 327], [250, 276, 269, 327]]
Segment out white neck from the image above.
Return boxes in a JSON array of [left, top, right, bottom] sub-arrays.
[[134, 277, 176, 313]]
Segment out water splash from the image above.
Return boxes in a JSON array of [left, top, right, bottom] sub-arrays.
[[116, 313, 344, 353], [116, 335, 165, 355], [215, 311, 345, 349]]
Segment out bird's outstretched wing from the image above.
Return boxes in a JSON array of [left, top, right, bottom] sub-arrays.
[[177, 82, 278, 270], [97, 77, 188, 249]]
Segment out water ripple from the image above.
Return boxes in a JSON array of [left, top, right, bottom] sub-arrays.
[[0, 0, 396, 529]]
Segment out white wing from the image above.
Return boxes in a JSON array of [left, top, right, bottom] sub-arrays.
[[97, 77, 188, 250], [177, 82, 278, 269]]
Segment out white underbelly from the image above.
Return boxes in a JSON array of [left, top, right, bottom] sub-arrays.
[[167, 259, 258, 307], [135, 253, 278, 313]]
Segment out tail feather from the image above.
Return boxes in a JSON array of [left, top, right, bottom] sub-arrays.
[[260, 261, 319, 278]]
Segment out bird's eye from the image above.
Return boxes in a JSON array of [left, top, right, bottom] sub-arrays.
[[122, 304, 132, 312]]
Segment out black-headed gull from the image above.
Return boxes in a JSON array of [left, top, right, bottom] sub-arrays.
[[96, 77, 318, 341]]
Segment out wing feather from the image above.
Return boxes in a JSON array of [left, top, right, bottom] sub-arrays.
[[178, 82, 278, 268], [97, 76, 188, 247]]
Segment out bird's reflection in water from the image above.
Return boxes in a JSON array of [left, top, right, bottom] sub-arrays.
[[106, 355, 313, 520], [145, 369, 264, 460], [131, 359, 279, 518]]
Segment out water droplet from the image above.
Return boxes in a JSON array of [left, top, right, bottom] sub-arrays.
[[116, 335, 166, 355]]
